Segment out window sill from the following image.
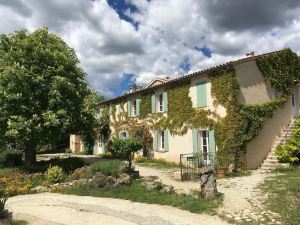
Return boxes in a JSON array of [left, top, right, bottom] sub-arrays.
[[156, 150, 167, 153]]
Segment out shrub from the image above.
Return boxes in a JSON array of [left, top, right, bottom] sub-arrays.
[[0, 174, 32, 196], [110, 138, 142, 170], [276, 122, 300, 164], [69, 168, 91, 181], [45, 166, 66, 184], [90, 160, 125, 177], [50, 157, 85, 173], [6, 152, 23, 166]]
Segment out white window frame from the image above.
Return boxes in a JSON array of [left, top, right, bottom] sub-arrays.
[[158, 130, 165, 151], [197, 130, 209, 159]]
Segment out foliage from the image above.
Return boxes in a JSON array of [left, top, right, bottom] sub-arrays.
[[260, 166, 300, 225], [110, 138, 142, 170], [69, 168, 91, 181], [0, 28, 98, 166], [256, 49, 300, 97], [6, 152, 23, 166], [49, 157, 85, 173], [11, 220, 28, 225], [89, 160, 125, 177], [132, 126, 153, 157], [45, 166, 66, 184], [0, 196, 8, 219], [134, 156, 180, 169], [59, 179, 221, 214], [276, 119, 300, 163], [96, 108, 111, 143], [140, 94, 152, 118], [0, 173, 32, 196]]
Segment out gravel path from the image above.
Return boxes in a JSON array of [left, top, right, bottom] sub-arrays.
[[136, 165, 280, 224], [7, 193, 229, 225]]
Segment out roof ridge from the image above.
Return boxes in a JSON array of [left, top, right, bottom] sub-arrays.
[[100, 48, 290, 105]]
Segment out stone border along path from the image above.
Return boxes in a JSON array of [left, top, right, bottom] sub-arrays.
[[7, 193, 229, 225], [135, 165, 282, 225]]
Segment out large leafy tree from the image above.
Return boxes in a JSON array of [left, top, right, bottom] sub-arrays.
[[0, 28, 98, 165]]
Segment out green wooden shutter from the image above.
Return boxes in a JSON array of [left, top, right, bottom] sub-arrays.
[[164, 130, 169, 151], [196, 81, 207, 107], [163, 91, 168, 112], [136, 98, 141, 116], [192, 129, 198, 152], [151, 94, 156, 113], [209, 129, 216, 166], [127, 100, 131, 117], [153, 130, 158, 151]]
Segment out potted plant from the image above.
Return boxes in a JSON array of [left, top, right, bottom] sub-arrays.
[[111, 138, 143, 178], [215, 153, 231, 177]]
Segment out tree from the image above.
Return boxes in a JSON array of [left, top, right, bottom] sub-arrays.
[[110, 138, 142, 170], [133, 126, 153, 157], [0, 28, 98, 165]]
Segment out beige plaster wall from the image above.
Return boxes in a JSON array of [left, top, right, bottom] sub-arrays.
[[69, 135, 81, 153], [244, 99, 293, 169], [153, 130, 193, 162], [235, 60, 274, 105]]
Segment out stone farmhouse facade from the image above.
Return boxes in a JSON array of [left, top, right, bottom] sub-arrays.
[[70, 49, 300, 170]]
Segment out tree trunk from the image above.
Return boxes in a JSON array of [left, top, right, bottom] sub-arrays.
[[24, 143, 36, 166]]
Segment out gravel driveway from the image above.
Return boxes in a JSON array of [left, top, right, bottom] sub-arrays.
[[7, 193, 229, 225]]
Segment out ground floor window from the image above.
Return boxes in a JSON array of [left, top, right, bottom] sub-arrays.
[[197, 130, 209, 159]]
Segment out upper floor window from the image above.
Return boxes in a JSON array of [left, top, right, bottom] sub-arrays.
[[132, 100, 137, 116], [159, 94, 163, 112]]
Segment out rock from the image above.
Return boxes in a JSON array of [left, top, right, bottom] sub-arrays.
[[115, 173, 131, 186], [32, 186, 50, 193], [143, 176, 159, 182], [199, 168, 218, 199], [91, 173, 106, 188], [143, 182, 156, 191], [105, 176, 117, 188]]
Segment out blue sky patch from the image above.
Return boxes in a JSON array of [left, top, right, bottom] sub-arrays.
[[112, 73, 136, 96], [179, 56, 191, 73], [195, 46, 212, 58], [107, 0, 139, 29]]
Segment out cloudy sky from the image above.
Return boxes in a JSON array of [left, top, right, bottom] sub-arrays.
[[1, 0, 300, 98]]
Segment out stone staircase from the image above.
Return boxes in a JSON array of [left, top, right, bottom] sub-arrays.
[[258, 120, 295, 172]]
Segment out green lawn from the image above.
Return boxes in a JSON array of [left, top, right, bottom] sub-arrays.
[[11, 220, 28, 225], [259, 166, 300, 225], [134, 158, 180, 169], [58, 179, 221, 214]]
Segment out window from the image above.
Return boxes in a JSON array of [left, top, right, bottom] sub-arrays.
[[159, 94, 163, 112], [198, 130, 209, 159], [161, 130, 165, 150], [132, 100, 137, 116]]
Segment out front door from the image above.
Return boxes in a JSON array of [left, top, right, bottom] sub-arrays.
[[292, 87, 299, 118], [197, 130, 210, 163]]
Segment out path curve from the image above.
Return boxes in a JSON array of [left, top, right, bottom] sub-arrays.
[[7, 193, 229, 225]]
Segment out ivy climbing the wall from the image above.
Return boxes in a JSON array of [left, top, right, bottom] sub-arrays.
[[101, 48, 300, 170]]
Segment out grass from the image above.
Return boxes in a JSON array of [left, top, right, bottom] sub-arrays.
[[58, 179, 221, 214], [90, 160, 126, 177], [11, 220, 28, 225], [259, 166, 300, 225], [134, 158, 180, 169]]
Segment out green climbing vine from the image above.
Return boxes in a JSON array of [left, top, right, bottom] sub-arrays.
[[102, 49, 300, 169]]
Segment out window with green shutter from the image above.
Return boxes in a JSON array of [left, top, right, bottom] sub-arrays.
[[136, 98, 141, 116], [196, 81, 207, 107], [209, 129, 216, 166], [192, 129, 198, 152], [151, 94, 156, 113], [127, 100, 131, 117], [163, 91, 168, 112], [164, 130, 169, 151]]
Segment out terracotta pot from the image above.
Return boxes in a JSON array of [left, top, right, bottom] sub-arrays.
[[216, 167, 228, 178]]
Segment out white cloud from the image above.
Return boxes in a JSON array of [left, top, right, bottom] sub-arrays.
[[0, 0, 300, 98]]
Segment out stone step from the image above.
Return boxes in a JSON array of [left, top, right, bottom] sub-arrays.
[[261, 163, 277, 168], [264, 159, 278, 163], [266, 156, 277, 160]]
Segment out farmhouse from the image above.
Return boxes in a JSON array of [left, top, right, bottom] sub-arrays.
[[71, 49, 300, 170]]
